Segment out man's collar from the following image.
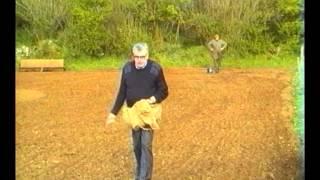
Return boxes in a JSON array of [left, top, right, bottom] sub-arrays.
[[135, 60, 148, 69]]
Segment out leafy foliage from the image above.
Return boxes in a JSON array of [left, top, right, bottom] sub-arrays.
[[16, 0, 303, 59]]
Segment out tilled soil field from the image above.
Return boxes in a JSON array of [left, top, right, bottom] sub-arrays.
[[16, 68, 300, 179]]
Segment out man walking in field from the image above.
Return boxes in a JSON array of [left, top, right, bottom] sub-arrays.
[[207, 34, 227, 73], [105, 42, 169, 180]]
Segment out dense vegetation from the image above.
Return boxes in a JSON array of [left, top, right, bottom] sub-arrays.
[[16, 0, 303, 63]]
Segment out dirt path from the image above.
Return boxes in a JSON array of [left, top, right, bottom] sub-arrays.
[[16, 68, 300, 179]]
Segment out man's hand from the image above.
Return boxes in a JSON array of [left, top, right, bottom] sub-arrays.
[[147, 96, 156, 104], [105, 113, 116, 127]]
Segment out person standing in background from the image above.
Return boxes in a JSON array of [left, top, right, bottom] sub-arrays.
[[207, 34, 227, 73]]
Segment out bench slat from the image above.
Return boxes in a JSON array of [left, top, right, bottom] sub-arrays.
[[20, 59, 64, 68], [19, 67, 65, 72]]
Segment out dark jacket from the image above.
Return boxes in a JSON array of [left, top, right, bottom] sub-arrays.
[[110, 59, 168, 115]]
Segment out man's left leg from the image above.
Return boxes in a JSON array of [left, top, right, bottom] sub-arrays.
[[213, 57, 219, 73], [216, 58, 221, 72], [216, 53, 222, 73], [139, 129, 154, 180]]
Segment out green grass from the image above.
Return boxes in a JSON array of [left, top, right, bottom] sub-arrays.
[[293, 58, 304, 142], [16, 45, 299, 71], [64, 56, 126, 71], [64, 53, 298, 71], [65, 46, 293, 70], [222, 54, 298, 69], [292, 55, 304, 178]]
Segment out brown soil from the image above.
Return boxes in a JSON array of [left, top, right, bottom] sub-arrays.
[[16, 68, 300, 179]]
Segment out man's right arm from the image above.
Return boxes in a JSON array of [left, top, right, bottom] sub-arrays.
[[109, 68, 127, 115]]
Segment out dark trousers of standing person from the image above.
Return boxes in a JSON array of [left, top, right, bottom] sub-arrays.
[[132, 128, 154, 180], [210, 51, 222, 73]]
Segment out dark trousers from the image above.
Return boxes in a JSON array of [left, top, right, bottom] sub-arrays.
[[132, 128, 154, 180], [210, 52, 222, 72]]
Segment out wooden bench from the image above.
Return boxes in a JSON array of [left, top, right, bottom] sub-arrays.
[[19, 59, 65, 72]]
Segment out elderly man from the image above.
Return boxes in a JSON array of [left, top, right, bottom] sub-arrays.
[[207, 34, 227, 73], [106, 42, 169, 180]]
